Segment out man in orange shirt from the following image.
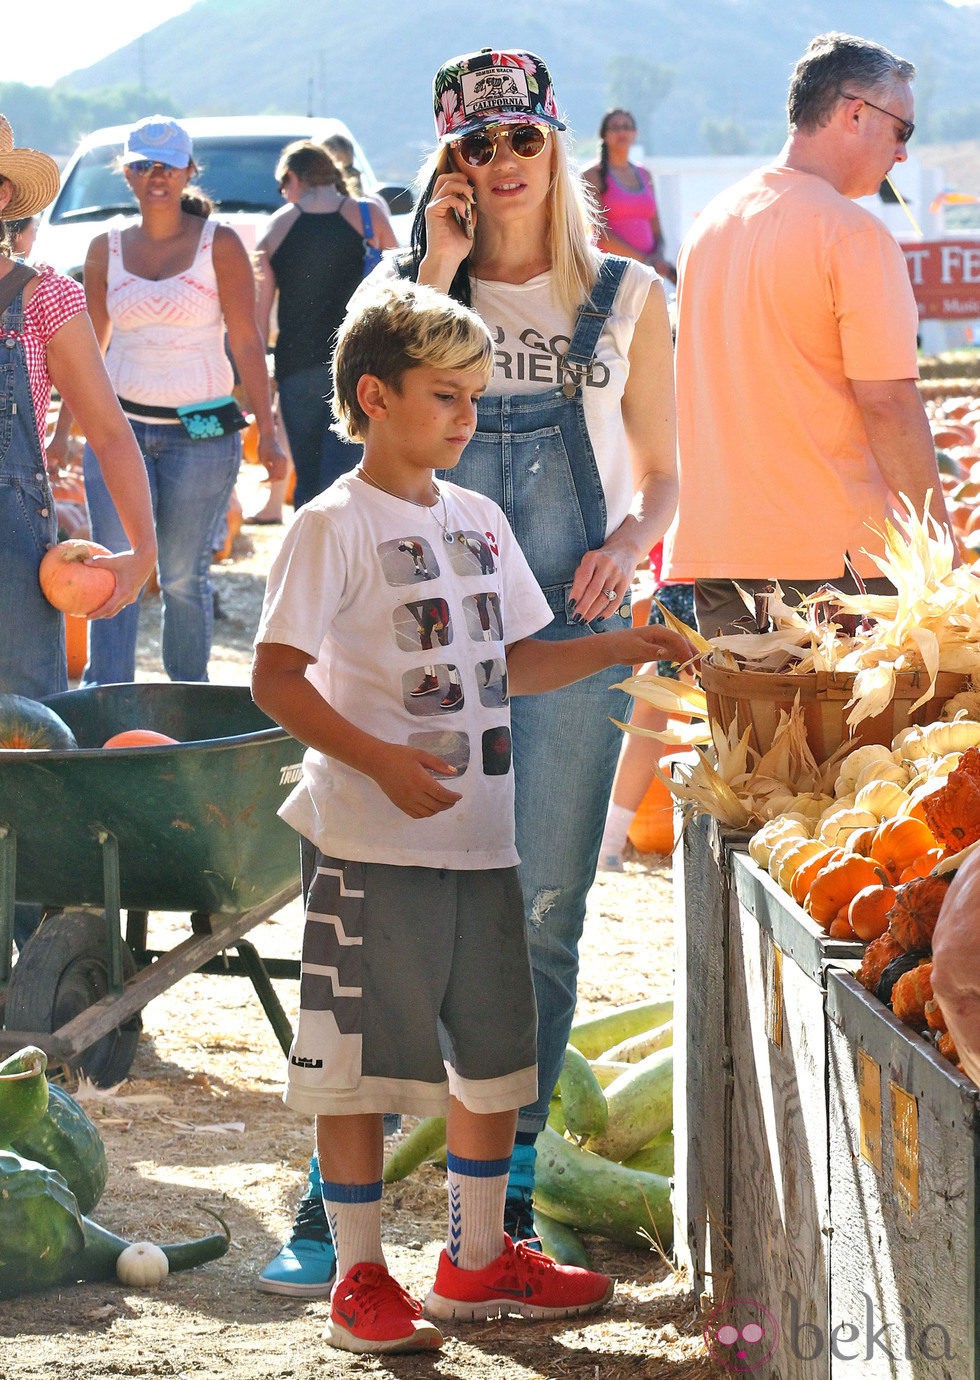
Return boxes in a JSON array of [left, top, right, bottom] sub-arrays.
[[662, 32, 955, 635]]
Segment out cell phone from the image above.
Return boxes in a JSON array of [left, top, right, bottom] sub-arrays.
[[452, 199, 473, 239]]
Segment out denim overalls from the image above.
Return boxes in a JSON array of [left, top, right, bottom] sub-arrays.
[[447, 256, 634, 1135], [0, 278, 66, 698]]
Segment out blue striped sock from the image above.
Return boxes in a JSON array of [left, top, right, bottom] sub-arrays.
[[446, 1151, 510, 1271], [320, 1178, 384, 1282]]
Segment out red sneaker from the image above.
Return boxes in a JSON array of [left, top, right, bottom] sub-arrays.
[[325, 1262, 444, 1354], [425, 1235, 614, 1322]]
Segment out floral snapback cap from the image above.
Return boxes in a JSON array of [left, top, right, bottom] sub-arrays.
[[433, 48, 567, 143]]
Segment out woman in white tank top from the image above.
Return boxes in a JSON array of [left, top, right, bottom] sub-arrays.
[[71, 115, 286, 684]]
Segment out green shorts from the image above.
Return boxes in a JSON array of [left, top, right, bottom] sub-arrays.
[[283, 849, 538, 1118]]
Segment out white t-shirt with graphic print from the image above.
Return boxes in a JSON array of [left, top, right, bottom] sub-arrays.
[[255, 473, 552, 870]]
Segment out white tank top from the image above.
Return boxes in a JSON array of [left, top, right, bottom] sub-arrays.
[[104, 220, 234, 419]]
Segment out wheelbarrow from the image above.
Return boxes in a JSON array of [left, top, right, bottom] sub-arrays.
[[0, 683, 305, 1086]]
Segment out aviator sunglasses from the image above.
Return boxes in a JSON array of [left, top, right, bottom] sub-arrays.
[[452, 123, 550, 168]]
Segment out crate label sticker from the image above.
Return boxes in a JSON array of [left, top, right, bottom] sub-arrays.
[[764, 939, 783, 1047], [857, 1048, 883, 1173], [889, 1082, 919, 1216]]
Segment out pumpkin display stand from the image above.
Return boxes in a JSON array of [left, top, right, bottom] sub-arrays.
[[699, 659, 968, 760]]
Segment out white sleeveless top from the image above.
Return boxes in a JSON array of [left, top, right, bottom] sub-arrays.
[[104, 220, 234, 420]]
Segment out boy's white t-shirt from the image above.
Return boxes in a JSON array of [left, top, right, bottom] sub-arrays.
[[255, 474, 553, 869]]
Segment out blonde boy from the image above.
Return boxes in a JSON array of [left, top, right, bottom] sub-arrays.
[[252, 280, 690, 1354]]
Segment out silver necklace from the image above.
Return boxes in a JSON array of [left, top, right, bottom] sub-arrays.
[[357, 467, 456, 544]]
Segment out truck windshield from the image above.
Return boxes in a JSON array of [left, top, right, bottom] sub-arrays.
[[48, 134, 319, 224]]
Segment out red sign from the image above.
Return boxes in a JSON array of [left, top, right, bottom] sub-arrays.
[[901, 240, 980, 320]]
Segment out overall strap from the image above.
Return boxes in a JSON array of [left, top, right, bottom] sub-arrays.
[[561, 255, 629, 394], [0, 262, 36, 322]]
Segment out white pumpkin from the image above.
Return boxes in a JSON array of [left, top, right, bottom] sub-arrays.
[[116, 1241, 169, 1287]]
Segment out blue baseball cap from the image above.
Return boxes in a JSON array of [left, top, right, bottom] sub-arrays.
[[122, 115, 193, 168]]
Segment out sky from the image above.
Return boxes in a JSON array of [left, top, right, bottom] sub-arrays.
[[8, 0, 980, 90], [9, 1, 196, 87]]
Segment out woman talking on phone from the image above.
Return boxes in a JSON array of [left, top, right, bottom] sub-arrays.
[[74, 115, 285, 685], [258, 48, 678, 1297]]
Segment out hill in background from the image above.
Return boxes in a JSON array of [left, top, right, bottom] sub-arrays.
[[53, 0, 980, 183]]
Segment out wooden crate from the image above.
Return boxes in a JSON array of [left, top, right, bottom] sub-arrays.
[[672, 812, 751, 1297], [826, 971, 980, 1379], [720, 855, 861, 1380]]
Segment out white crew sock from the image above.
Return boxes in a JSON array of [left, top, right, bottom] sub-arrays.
[[321, 1179, 385, 1283], [446, 1151, 509, 1271]]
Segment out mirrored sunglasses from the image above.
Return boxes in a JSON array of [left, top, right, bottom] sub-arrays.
[[452, 124, 550, 169], [128, 160, 186, 176]]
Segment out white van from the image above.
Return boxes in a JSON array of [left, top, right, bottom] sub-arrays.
[[33, 115, 415, 280]]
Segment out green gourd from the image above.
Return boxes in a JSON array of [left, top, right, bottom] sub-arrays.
[[11, 1083, 108, 1215]]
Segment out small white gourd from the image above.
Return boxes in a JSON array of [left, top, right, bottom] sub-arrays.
[[116, 1241, 169, 1287]]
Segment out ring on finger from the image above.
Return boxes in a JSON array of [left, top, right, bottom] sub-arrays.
[[603, 587, 618, 602]]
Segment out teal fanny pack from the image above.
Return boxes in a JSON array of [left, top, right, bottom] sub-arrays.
[[175, 396, 250, 440]]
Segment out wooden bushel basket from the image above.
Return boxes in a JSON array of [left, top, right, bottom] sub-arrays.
[[699, 660, 968, 762]]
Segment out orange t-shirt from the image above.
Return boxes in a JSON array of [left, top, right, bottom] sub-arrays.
[[662, 165, 919, 581]]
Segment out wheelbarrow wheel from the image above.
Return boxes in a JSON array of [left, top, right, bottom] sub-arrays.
[[5, 907, 141, 1087]]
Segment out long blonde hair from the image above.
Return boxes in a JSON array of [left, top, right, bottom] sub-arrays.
[[409, 130, 601, 316]]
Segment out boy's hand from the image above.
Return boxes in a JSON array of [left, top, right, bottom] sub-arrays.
[[622, 624, 697, 668], [373, 745, 463, 818]]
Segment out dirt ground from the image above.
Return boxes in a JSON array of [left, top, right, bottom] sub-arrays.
[[1, 467, 722, 1380]]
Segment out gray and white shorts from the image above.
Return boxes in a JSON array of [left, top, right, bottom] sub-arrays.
[[283, 847, 538, 1118]]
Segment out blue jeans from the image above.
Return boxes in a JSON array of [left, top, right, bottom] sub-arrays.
[[511, 615, 631, 1135], [0, 283, 66, 700], [447, 256, 633, 1137], [277, 365, 361, 509], [83, 422, 240, 684]]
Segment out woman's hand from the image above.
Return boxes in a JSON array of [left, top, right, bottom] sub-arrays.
[[84, 547, 157, 620], [418, 171, 476, 288], [257, 432, 289, 482], [568, 544, 638, 625]]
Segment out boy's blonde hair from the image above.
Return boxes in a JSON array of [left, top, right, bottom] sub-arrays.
[[333, 280, 495, 442]]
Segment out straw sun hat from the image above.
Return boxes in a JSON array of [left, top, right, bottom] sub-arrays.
[[0, 115, 61, 219]]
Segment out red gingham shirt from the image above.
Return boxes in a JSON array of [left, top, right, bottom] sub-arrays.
[[1, 266, 86, 452]]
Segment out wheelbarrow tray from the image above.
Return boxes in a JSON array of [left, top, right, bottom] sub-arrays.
[[0, 684, 303, 914]]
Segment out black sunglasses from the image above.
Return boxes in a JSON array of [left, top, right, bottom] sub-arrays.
[[128, 160, 187, 176], [452, 124, 550, 169], [839, 91, 914, 145]]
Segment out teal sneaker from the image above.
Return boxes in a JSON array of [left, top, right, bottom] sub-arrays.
[[503, 1141, 542, 1250], [258, 1158, 336, 1298]]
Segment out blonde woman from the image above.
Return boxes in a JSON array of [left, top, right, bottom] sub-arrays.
[[259, 47, 679, 1298]]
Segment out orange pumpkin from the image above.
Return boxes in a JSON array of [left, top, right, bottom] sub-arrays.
[[846, 826, 878, 857], [924, 997, 948, 1034], [39, 539, 116, 617], [806, 854, 885, 927], [923, 747, 980, 851], [891, 961, 934, 1030], [790, 847, 842, 907], [898, 848, 944, 884], [828, 914, 858, 941], [887, 874, 950, 952], [937, 1030, 960, 1063], [869, 816, 939, 885], [102, 729, 179, 749], [857, 932, 905, 993], [847, 884, 896, 942]]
